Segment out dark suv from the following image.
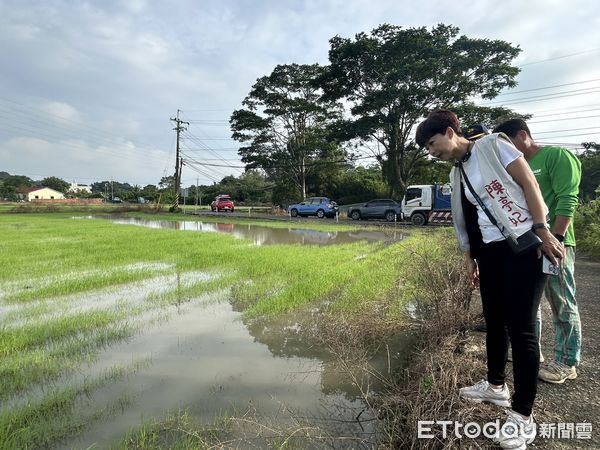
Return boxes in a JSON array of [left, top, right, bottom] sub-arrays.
[[348, 199, 402, 222], [211, 195, 235, 212]]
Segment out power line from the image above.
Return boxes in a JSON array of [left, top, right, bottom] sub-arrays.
[[529, 114, 600, 124], [496, 78, 600, 96], [179, 108, 234, 112], [181, 130, 240, 167], [533, 127, 600, 135], [523, 103, 600, 116], [182, 159, 224, 183], [518, 48, 600, 67], [535, 132, 600, 139], [0, 97, 164, 152], [482, 87, 600, 106], [531, 106, 600, 118]]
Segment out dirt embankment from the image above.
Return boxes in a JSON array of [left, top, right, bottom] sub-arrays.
[[388, 254, 599, 449]]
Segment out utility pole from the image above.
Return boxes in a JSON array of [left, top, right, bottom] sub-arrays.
[[170, 110, 189, 210]]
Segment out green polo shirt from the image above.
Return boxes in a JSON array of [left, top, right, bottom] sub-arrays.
[[528, 146, 581, 246]]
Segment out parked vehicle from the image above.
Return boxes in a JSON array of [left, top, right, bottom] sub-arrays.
[[348, 199, 402, 222], [211, 195, 235, 212], [401, 184, 452, 226], [110, 197, 122, 203], [287, 197, 338, 218]]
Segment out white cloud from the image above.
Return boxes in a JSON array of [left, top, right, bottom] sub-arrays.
[[40, 101, 81, 122], [1, 136, 170, 185], [0, 0, 599, 186]]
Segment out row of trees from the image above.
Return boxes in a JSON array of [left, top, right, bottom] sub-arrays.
[[2, 142, 597, 206], [0, 172, 163, 203], [230, 24, 525, 202]]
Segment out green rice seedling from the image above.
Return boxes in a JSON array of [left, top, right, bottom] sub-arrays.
[[0, 323, 133, 401], [144, 274, 233, 307], [0, 310, 125, 357], [0, 363, 144, 449]]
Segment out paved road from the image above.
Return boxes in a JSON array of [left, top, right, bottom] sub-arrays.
[[535, 255, 600, 449]]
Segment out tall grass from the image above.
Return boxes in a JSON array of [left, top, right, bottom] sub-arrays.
[[575, 195, 600, 258]]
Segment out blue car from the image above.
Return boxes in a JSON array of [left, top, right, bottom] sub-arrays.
[[288, 197, 339, 219]]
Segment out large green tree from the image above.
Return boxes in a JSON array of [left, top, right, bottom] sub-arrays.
[[319, 24, 522, 197], [0, 174, 33, 201], [230, 63, 346, 200], [40, 176, 69, 193]]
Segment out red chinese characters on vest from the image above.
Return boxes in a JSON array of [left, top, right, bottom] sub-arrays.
[[484, 179, 528, 227]]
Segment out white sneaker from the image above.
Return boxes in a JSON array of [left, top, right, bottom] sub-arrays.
[[494, 409, 536, 449], [539, 361, 577, 384], [459, 379, 511, 407]]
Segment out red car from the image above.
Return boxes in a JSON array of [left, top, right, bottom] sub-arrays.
[[211, 195, 235, 212]]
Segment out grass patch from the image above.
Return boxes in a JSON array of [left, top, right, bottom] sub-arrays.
[[0, 362, 147, 450], [0, 212, 456, 449], [575, 196, 600, 259]]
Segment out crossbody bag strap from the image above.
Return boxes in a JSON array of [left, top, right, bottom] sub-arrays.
[[457, 161, 507, 238]]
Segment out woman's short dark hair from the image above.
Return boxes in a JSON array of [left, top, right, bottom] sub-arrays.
[[415, 109, 462, 148]]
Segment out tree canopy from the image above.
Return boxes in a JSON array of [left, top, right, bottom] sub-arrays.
[[319, 23, 522, 196], [230, 63, 347, 200], [40, 176, 69, 193]]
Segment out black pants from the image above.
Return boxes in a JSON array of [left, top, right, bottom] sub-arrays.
[[477, 240, 547, 417]]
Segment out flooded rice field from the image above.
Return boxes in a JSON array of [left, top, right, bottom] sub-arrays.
[[1, 216, 414, 448], [82, 215, 406, 246], [1, 272, 398, 449], [57, 289, 380, 449]]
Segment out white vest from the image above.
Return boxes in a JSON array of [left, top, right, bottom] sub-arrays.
[[450, 133, 546, 253]]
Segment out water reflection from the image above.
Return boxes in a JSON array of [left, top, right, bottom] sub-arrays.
[[244, 314, 414, 399], [85, 216, 406, 246], [58, 292, 383, 449]]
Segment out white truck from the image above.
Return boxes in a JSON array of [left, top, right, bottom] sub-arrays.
[[401, 183, 453, 226]]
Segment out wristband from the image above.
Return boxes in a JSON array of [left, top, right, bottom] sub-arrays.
[[532, 223, 549, 231], [553, 233, 565, 243]]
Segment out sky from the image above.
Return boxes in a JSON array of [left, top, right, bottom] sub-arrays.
[[1, 0, 599, 188]]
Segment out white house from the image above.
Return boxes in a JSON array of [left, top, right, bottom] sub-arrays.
[[25, 187, 65, 201], [68, 182, 92, 194]]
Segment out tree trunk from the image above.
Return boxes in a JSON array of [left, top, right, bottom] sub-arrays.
[[385, 124, 403, 198], [301, 156, 306, 200]]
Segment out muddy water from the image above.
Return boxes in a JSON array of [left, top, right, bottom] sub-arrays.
[[59, 289, 385, 449], [84, 215, 406, 246]]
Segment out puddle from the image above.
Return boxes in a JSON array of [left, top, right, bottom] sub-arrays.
[[80, 215, 406, 246], [57, 291, 385, 449], [1, 271, 216, 328], [0, 262, 182, 318]]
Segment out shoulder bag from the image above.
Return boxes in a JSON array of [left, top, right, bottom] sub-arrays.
[[457, 161, 541, 255]]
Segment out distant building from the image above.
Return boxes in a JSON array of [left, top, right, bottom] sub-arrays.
[[18, 187, 66, 201], [69, 182, 92, 194]]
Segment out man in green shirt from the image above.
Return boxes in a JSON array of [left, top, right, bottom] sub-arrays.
[[494, 119, 582, 384]]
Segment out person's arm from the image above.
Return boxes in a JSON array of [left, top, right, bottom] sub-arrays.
[[464, 252, 480, 287], [505, 156, 564, 264], [553, 216, 571, 239], [548, 149, 581, 239]]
